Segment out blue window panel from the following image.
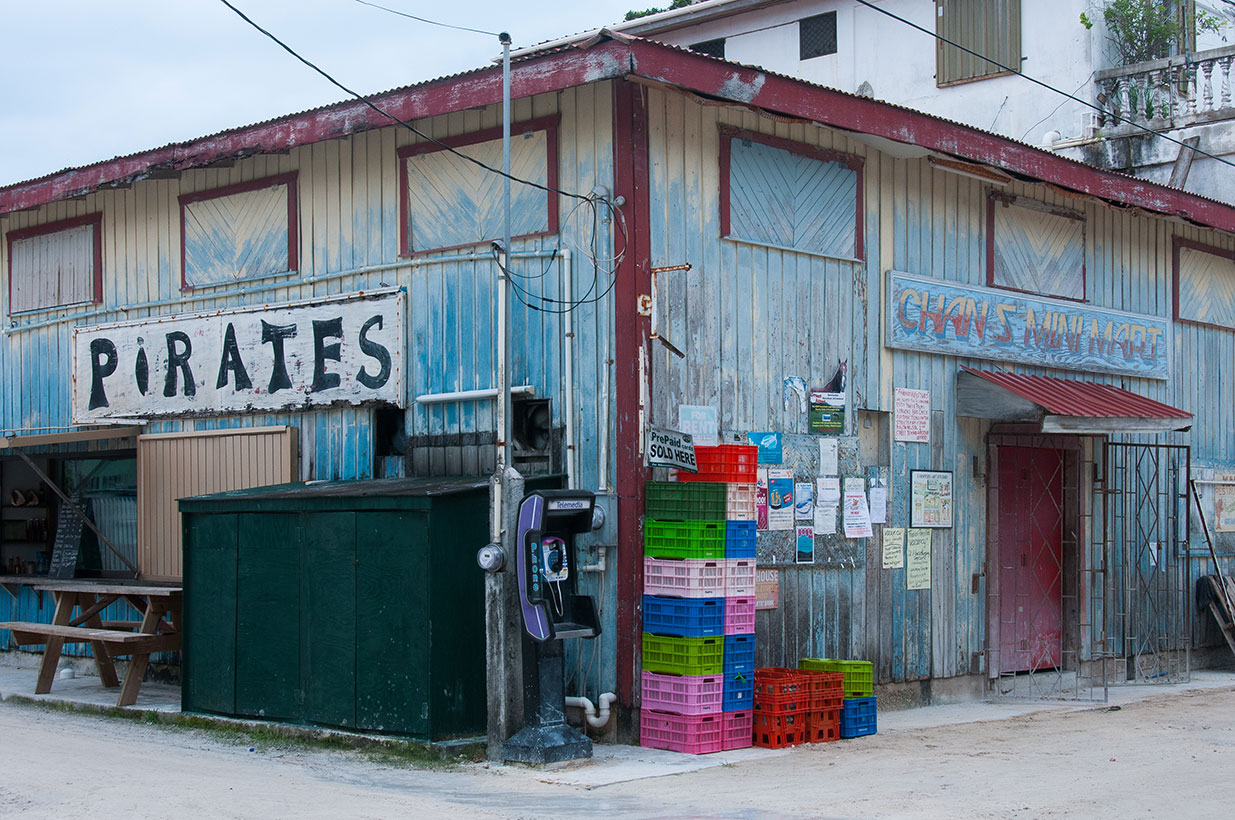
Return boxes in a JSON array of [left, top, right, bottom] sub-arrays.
[[1178, 243, 1235, 330], [406, 130, 549, 253], [991, 197, 1085, 301], [728, 137, 857, 258], [183, 183, 291, 287]]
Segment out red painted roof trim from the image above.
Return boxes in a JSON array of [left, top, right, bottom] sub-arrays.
[[4, 35, 1235, 236]]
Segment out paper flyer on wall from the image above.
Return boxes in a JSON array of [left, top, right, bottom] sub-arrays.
[[844, 477, 864, 494], [818, 437, 839, 476], [882, 527, 905, 569], [756, 467, 769, 530], [795, 481, 814, 520], [906, 528, 931, 589], [842, 490, 874, 539], [868, 486, 887, 524], [817, 476, 840, 505], [796, 524, 815, 564], [814, 504, 836, 534], [767, 468, 794, 531]]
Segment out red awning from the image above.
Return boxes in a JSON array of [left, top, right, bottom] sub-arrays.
[[956, 367, 1192, 434]]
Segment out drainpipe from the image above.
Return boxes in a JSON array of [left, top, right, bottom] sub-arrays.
[[564, 692, 618, 729]]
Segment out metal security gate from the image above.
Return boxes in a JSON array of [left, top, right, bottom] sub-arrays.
[[1100, 441, 1191, 685]]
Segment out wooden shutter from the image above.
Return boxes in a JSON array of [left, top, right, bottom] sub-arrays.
[[936, 0, 1021, 86], [137, 426, 298, 581], [7, 215, 100, 313], [990, 197, 1085, 301], [182, 176, 295, 288], [1177, 242, 1235, 330]]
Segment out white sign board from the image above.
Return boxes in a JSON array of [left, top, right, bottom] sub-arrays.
[[646, 426, 698, 472], [894, 387, 931, 443], [678, 405, 719, 447], [73, 288, 406, 422]]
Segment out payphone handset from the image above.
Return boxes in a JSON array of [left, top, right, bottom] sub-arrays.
[[515, 490, 601, 642]]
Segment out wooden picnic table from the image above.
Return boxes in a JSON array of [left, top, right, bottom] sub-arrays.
[[0, 580, 182, 706]]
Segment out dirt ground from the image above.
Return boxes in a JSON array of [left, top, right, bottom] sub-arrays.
[[2, 685, 1233, 819]]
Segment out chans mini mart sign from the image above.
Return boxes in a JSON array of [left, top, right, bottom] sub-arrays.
[[73, 288, 405, 422]]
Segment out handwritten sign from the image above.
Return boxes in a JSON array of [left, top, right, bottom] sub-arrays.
[[49, 505, 90, 579], [894, 387, 931, 443], [882, 527, 905, 569], [886, 271, 1169, 379], [906, 528, 932, 590], [74, 289, 406, 421]]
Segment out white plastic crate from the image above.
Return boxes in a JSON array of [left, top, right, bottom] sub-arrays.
[[644, 556, 726, 598], [725, 558, 755, 596], [726, 483, 756, 521]]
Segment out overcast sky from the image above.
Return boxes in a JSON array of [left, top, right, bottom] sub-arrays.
[[1, 0, 644, 187]]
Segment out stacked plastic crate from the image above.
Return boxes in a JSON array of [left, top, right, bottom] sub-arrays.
[[681, 444, 758, 750], [799, 658, 877, 738], [640, 444, 758, 754], [640, 481, 728, 754], [751, 666, 845, 747]]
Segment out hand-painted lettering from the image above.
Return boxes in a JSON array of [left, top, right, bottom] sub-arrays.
[[357, 315, 392, 389], [163, 331, 196, 398], [216, 322, 253, 391], [311, 317, 344, 392], [88, 338, 118, 410], [261, 320, 297, 393]]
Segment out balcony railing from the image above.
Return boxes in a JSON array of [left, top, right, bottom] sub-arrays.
[[1096, 44, 1235, 133]]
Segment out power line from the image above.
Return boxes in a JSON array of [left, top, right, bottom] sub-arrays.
[[216, 0, 590, 202], [352, 0, 499, 37], [853, 0, 1235, 174]]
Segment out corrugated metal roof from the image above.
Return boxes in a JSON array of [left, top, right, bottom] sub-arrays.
[[960, 367, 1193, 419]]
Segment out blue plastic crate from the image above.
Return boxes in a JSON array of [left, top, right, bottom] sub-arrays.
[[723, 633, 755, 676], [839, 696, 877, 738], [725, 520, 756, 559], [643, 595, 725, 637], [723, 672, 753, 712]]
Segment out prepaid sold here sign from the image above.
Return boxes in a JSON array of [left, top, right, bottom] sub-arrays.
[[646, 426, 697, 472]]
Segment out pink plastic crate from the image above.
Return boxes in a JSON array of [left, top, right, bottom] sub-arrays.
[[644, 556, 726, 598], [722, 709, 753, 750], [641, 670, 724, 715], [726, 483, 756, 521], [725, 558, 755, 596], [724, 595, 756, 634], [640, 709, 724, 754]]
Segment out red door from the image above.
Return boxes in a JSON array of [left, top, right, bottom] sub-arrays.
[[997, 446, 1064, 673]]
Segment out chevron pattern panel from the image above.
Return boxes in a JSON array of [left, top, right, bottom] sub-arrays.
[[406, 130, 548, 252], [992, 201, 1084, 300], [184, 183, 290, 287], [729, 137, 857, 258], [1179, 245, 1235, 329]]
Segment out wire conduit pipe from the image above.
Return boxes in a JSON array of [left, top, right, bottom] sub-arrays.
[[564, 692, 617, 729]]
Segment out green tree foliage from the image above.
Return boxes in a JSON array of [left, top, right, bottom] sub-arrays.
[[1081, 0, 1226, 64], [625, 0, 695, 22]]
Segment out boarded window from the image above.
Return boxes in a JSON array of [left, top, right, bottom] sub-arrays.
[[1175, 239, 1235, 331], [936, 0, 1021, 85], [6, 214, 102, 314], [137, 426, 299, 581], [721, 127, 862, 259], [800, 12, 838, 60], [180, 173, 298, 289], [988, 195, 1085, 301], [691, 38, 726, 58], [399, 117, 558, 255]]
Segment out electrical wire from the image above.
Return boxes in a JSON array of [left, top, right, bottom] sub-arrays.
[[853, 0, 1235, 173], [216, 0, 592, 202], [352, 0, 498, 37]]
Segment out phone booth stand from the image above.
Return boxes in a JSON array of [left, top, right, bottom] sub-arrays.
[[503, 489, 601, 765]]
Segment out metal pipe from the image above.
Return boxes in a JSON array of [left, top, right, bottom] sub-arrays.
[[416, 385, 535, 405], [496, 31, 513, 474], [561, 249, 576, 488]]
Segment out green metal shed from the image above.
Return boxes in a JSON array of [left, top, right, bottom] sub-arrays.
[[179, 476, 490, 739]]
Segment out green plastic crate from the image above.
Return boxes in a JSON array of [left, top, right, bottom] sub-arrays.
[[645, 482, 727, 522], [644, 519, 726, 559], [642, 634, 724, 675], [799, 658, 874, 698]]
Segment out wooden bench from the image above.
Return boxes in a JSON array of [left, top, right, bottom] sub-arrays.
[[0, 622, 180, 655]]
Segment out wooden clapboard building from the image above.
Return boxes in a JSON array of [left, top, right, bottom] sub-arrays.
[[2, 32, 1235, 734]]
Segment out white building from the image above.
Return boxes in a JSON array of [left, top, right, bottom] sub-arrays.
[[535, 0, 1235, 201]]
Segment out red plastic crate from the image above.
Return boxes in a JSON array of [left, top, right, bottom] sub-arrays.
[[641, 671, 724, 715], [799, 669, 845, 710], [752, 709, 807, 749], [724, 595, 756, 634], [677, 445, 758, 484], [640, 709, 724, 754], [722, 709, 753, 750], [754, 668, 807, 696], [805, 707, 841, 743]]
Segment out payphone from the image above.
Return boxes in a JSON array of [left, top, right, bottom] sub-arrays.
[[502, 489, 602, 764], [515, 489, 601, 642]]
